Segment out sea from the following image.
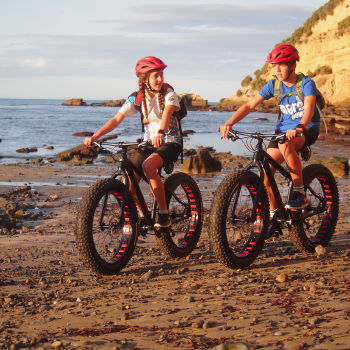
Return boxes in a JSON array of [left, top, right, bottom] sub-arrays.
[[0, 98, 278, 165]]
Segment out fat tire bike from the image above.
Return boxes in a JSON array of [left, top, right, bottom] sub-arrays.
[[75, 141, 203, 275], [209, 130, 339, 270]]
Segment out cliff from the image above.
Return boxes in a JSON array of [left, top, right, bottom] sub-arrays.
[[220, 0, 350, 108]]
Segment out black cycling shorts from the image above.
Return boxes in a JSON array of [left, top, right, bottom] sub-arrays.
[[267, 128, 319, 149], [130, 142, 181, 174]]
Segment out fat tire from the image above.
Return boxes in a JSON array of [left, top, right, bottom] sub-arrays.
[[75, 178, 138, 275], [289, 164, 339, 253], [156, 172, 203, 258], [209, 170, 269, 269]]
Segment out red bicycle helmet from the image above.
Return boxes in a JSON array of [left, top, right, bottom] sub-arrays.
[[266, 44, 300, 64], [135, 56, 167, 76]]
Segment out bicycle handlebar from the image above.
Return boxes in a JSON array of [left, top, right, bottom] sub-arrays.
[[227, 129, 303, 143], [92, 140, 139, 150]]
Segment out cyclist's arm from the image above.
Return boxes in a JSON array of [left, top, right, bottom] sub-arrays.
[[220, 94, 265, 138], [299, 94, 316, 127], [286, 94, 317, 140], [84, 111, 126, 146], [152, 105, 177, 148]]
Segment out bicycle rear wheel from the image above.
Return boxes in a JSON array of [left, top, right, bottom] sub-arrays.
[[209, 170, 269, 269], [156, 172, 203, 258], [289, 164, 339, 253], [75, 178, 138, 275]]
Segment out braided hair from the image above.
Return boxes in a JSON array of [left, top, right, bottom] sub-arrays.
[[138, 73, 165, 123]]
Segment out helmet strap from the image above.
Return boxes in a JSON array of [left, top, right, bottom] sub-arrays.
[[146, 80, 158, 93], [285, 61, 297, 81]]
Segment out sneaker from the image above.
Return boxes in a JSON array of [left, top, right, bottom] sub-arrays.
[[154, 213, 171, 229], [285, 192, 309, 210], [265, 221, 282, 239], [266, 221, 275, 239]]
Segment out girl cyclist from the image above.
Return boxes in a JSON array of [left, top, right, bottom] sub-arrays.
[[84, 56, 181, 228], [220, 44, 320, 237]]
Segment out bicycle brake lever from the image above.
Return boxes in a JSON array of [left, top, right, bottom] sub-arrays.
[[228, 132, 239, 141], [92, 141, 102, 149]]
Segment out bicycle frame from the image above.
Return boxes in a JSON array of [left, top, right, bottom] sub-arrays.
[[230, 131, 296, 227], [96, 142, 158, 229]]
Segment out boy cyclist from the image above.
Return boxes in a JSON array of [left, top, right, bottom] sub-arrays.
[[220, 44, 320, 236], [84, 56, 181, 228]]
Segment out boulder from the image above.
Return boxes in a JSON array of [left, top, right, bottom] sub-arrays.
[[16, 147, 38, 153], [322, 157, 349, 178], [180, 150, 221, 174], [214, 152, 250, 170], [72, 131, 94, 137], [182, 129, 195, 136], [333, 123, 350, 135], [62, 98, 87, 106], [55, 144, 98, 162]]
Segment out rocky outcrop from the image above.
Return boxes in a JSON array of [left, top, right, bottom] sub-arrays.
[[55, 144, 98, 165], [62, 98, 87, 106], [62, 98, 125, 107], [180, 93, 208, 109], [16, 147, 38, 153], [90, 99, 125, 107]]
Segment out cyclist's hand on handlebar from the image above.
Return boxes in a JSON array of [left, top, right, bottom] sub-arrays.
[[84, 135, 98, 147], [152, 134, 164, 148], [286, 127, 304, 141], [219, 124, 232, 139]]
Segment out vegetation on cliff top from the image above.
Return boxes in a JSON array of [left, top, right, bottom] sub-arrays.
[[282, 0, 344, 44], [337, 15, 350, 36]]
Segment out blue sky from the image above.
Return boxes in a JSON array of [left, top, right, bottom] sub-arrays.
[[0, 0, 328, 101]]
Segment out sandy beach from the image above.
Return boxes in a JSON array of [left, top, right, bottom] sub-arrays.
[[0, 137, 349, 350]]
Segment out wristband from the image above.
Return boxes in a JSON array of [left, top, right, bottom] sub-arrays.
[[157, 129, 165, 135], [296, 123, 305, 131]]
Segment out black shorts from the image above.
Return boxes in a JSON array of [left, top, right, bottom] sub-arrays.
[[267, 128, 319, 149], [130, 142, 181, 174]]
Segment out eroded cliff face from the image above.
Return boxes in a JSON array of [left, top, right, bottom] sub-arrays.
[[226, 0, 350, 107], [295, 1, 350, 106]]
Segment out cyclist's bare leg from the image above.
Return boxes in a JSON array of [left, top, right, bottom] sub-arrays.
[[278, 136, 305, 187], [142, 153, 167, 211], [264, 148, 284, 211]]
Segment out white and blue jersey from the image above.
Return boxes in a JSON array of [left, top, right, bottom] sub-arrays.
[[119, 87, 181, 144], [259, 76, 320, 133]]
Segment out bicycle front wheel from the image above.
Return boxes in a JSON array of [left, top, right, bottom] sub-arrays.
[[75, 178, 138, 275], [156, 172, 203, 258], [209, 170, 269, 269], [289, 164, 339, 253]]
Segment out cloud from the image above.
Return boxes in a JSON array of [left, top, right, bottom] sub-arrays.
[[20, 57, 47, 69], [119, 3, 313, 32], [0, 1, 319, 99]]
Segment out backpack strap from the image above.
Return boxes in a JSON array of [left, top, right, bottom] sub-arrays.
[[294, 73, 305, 102], [273, 73, 305, 121]]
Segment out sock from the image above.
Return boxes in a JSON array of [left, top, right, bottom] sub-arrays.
[[294, 185, 305, 196], [270, 209, 277, 219]]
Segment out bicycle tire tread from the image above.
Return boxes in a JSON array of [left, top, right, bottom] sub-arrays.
[[75, 178, 138, 275]]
